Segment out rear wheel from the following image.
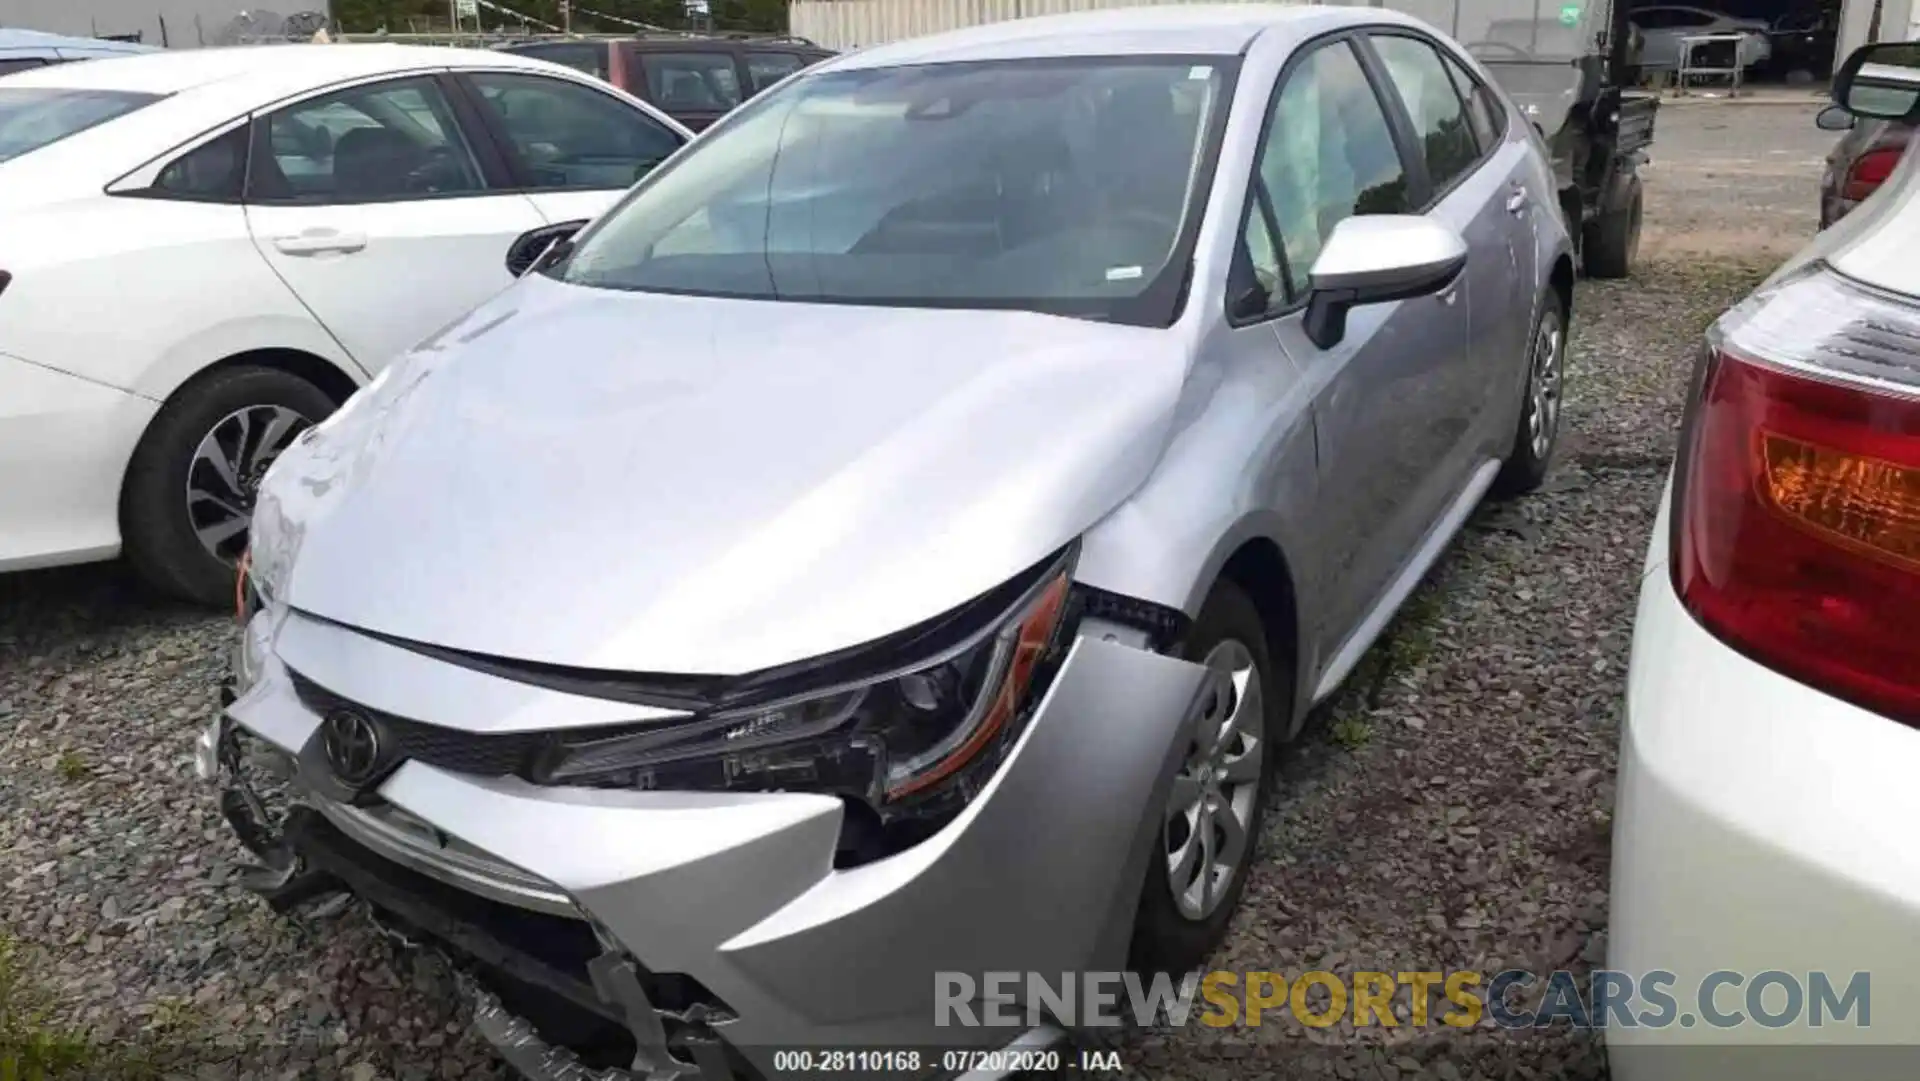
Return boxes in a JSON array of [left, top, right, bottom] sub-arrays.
[[1128, 580, 1283, 976], [1582, 171, 1643, 280], [122, 366, 334, 606], [1493, 296, 1567, 498]]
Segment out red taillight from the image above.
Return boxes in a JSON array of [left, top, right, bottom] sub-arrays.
[[1842, 146, 1904, 202], [1675, 347, 1920, 723]]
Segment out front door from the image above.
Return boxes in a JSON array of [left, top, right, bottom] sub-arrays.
[[1255, 35, 1475, 653], [244, 72, 544, 372]]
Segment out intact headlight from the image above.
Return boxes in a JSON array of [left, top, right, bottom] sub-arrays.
[[535, 547, 1080, 823]]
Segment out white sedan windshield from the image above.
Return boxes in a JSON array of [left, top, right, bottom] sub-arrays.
[[560, 57, 1229, 324]]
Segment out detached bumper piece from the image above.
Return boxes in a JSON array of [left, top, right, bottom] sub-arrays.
[[270, 809, 752, 1081]]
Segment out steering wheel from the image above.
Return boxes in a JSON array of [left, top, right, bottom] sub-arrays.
[[1466, 40, 1534, 61]]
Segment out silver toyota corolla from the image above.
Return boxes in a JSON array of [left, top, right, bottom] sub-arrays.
[[203, 5, 1572, 1077]]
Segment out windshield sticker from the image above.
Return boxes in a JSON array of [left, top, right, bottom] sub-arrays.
[[1106, 266, 1145, 281], [1188, 65, 1212, 80], [1559, 3, 1582, 25]]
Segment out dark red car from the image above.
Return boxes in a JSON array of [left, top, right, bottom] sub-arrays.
[[498, 34, 833, 131], [1819, 103, 1913, 227]]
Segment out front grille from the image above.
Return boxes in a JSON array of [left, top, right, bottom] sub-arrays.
[[289, 669, 559, 778]]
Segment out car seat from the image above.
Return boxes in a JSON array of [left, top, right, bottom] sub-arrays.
[[332, 127, 423, 198]]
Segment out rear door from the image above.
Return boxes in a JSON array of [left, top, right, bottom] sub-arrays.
[[456, 68, 690, 226], [1364, 32, 1529, 461], [244, 71, 545, 372], [630, 47, 744, 131]]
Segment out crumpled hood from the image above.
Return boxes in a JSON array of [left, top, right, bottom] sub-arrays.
[[253, 275, 1189, 676]]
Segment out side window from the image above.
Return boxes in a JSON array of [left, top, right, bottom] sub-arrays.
[[0, 58, 49, 75], [744, 52, 805, 94], [151, 125, 248, 200], [506, 43, 609, 80], [250, 76, 484, 203], [1440, 52, 1505, 152], [1371, 35, 1482, 196], [643, 52, 743, 112], [1254, 39, 1412, 301], [469, 72, 684, 190]]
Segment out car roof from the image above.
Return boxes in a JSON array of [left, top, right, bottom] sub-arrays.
[[822, 4, 1371, 70], [0, 28, 158, 55], [0, 42, 565, 96]]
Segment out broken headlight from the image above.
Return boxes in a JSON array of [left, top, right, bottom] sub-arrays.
[[533, 549, 1078, 823]]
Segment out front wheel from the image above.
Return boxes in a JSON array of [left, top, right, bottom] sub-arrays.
[[1128, 580, 1283, 976], [1493, 296, 1568, 498], [121, 366, 334, 606]]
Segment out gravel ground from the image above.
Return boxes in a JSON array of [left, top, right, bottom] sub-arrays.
[[0, 103, 1828, 1080]]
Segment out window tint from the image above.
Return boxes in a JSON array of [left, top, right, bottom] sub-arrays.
[[1372, 36, 1481, 195], [153, 126, 247, 199], [506, 42, 609, 80], [253, 77, 483, 203], [744, 52, 805, 94], [1440, 52, 1505, 153], [644, 53, 742, 111], [1257, 40, 1411, 299], [0, 87, 160, 162], [470, 72, 683, 190], [0, 58, 50, 75]]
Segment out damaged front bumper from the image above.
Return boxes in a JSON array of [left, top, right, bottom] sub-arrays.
[[204, 612, 1213, 1079]]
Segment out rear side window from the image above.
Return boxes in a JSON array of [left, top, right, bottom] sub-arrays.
[[1439, 52, 1506, 152], [0, 57, 51, 75], [1370, 35, 1482, 196], [744, 52, 804, 94], [642, 52, 742, 111], [152, 126, 248, 200], [0, 87, 161, 162]]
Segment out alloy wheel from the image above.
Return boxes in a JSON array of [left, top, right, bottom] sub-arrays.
[[185, 404, 311, 565], [1164, 639, 1265, 921], [1526, 312, 1565, 461]]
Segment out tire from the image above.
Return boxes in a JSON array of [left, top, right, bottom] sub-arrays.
[[1492, 294, 1568, 498], [1128, 579, 1286, 977], [121, 366, 335, 607], [1582, 171, 1642, 280]]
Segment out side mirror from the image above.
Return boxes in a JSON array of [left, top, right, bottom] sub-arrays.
[[1832, 41, 1920, 122], [505, 220, 588, 278], [1301, 216, 1468, 350], [1816, 103, 1856, 131]]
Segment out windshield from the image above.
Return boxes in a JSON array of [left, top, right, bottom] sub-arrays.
[[0, 87, 161, 163], [559, 56, 1232, 326]]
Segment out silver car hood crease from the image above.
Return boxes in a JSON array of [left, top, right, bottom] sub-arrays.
[[254, 275, 1189, 677]]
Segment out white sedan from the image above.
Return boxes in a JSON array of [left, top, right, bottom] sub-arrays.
[[1610, 42, 1920, 1081], [0, 44, 689, 603], [1628, 5, 1772, 70]]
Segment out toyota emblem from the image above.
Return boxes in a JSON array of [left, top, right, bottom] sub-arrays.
[[321, 708, 385, 786]]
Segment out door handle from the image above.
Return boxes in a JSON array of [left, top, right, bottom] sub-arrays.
[[272, 229, 367, 256], [1505, 187, 1529, 214]]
